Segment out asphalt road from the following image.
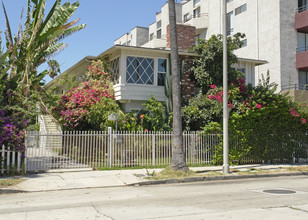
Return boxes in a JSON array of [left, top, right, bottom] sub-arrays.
[[0, 176, 308, 220]]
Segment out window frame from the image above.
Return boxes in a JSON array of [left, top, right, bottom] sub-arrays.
[[156, 20, 162, 29], [227, 11, 234, 35], [241, 39, 247, 47], [126, 56, 155, 85], [193, 0, 201, 8], [157, 58, 167, 86], [235, 4, 247, 16], [184, 13, 190, 22], [150, 33, 154, 41], [193, 7, 201, 18], [157, 29, 162, 39]]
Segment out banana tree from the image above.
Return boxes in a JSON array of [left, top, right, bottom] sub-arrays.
[[2, 0, 86, 97]]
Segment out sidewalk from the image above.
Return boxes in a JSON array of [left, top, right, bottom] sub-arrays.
[[1, 164, 308, 193]]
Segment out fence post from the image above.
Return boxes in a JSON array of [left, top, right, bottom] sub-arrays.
[[108, 127, 112, 167], [1, 145, 4, 174], [7, 148, 10, 173], [152, 132, 155, 166], [24, 131, 28, 174]]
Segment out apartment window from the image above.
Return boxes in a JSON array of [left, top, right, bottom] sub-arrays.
[[299, 71, 308, 89], [193, 7, 201, 18], [195, 34, 201, 45], [297, 32, 308, 52], [150, 33, 154, 41], [241, 39, 247, 47], [227, 11, 234, 35], [157, 20, 162, 29], [235, 68, 246, 74], [126, 56, 154, 85], [235, 4, 247, 15], [193, 0, 200, 8], [158, 59, 167, 86], [127, 40, 131, 46], [157, 29, 162, 39], [299, 0, 307, 8], [184, 13, 190, 22]]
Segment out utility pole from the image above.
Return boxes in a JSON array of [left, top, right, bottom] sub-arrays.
[[222, 0, 230, 174]]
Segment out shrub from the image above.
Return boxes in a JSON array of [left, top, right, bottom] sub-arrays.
[[0, 110, 28, 152], [53, 60, 116, 130]]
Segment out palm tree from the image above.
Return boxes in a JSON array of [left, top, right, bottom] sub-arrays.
[[168, 0, 188, 171], [2, 0, 86, 97]]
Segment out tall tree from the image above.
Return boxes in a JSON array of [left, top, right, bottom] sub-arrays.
[[2, 0, 86, 97], [168, 0, 188, 171], [189, 33, 245, 94]]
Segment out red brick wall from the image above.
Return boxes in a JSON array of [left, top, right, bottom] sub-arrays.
[[179, 56, 196, 101], [166, 24, 196, 51]]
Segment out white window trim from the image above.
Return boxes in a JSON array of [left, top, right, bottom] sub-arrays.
[[124, 55, 169, 87]]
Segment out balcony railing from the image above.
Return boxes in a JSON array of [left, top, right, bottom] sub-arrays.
[[296, 5, 308, 13], [297, 46, 308, 53], [184, 13, 208, 23], [281, 84, 308, 91]]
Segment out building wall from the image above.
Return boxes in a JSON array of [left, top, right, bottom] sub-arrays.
[[114, 33, 129, 45], [114, 27, 149, 47], [280, 0, 298, 88], [206, 0, 301, 90]]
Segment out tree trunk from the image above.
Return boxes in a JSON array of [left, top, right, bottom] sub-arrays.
[[168, 0, 188, 171]]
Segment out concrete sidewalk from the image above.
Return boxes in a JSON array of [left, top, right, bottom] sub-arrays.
[[1, 164, 308, 193]]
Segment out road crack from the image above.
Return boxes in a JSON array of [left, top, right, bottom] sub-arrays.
[[91, 203, 114, 220], [288, 206, 308, 214]]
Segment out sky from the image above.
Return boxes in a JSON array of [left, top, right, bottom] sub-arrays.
[[0, 0, 170, 83]]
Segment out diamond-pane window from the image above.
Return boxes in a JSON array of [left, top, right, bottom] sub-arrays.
[[110, 57, 120, 84], [126, 56, 154, 85]]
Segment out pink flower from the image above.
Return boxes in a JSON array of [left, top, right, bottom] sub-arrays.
[[289, 108, 300, 117], [210, 84, 216, 89], [228, 103, 234, 108], [301, 118, 307, 124], [256, 104, 262, 109]]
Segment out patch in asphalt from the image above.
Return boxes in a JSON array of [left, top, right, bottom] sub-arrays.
[[263, 189, 296, 194], [251, 188, 307, 196]]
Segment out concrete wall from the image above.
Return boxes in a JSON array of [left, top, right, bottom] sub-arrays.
[[114, 27, 149, 47], [206, 0, 300, 90], [279, 0, 298, 88]]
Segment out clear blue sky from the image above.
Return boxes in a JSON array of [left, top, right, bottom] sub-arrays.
[[0, 0, 170, 83]]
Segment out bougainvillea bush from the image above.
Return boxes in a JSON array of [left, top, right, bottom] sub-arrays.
[[0, 110, 28, 152], [207, 77, 308, 164], [53, 61, 117, 130]]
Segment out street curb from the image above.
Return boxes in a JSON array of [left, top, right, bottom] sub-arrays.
[[1, 171, 307, 195], [0, 189, 25, 195], [131, 171, 308, 186]]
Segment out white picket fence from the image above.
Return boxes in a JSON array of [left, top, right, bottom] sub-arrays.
[[0, 145, 22, 175], [25, 130, 220, 172]]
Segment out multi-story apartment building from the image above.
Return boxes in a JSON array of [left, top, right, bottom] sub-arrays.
[[115, 0, 308, 92], [46, 0, 308, 112]]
